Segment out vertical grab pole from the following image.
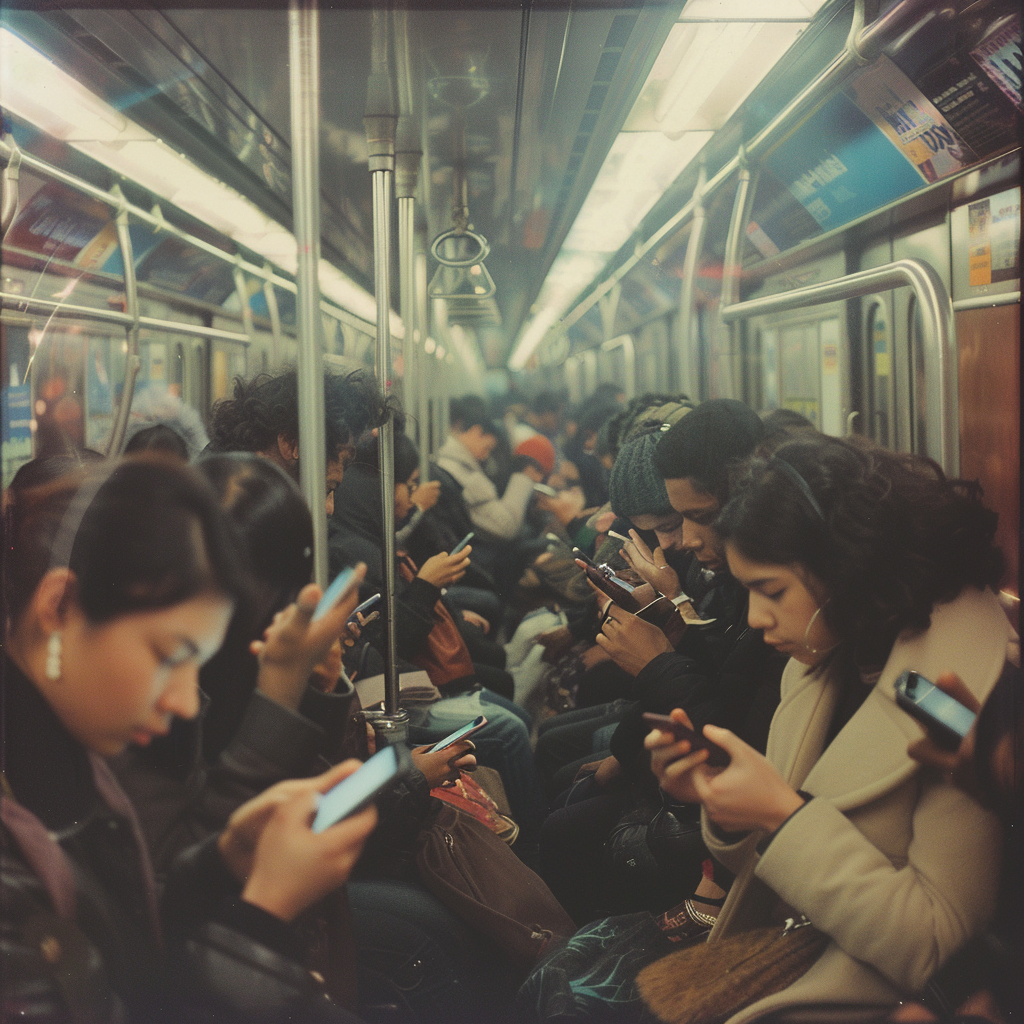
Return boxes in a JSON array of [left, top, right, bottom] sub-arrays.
[[394, 7, 424, 478], [107, 186, 140, 457], [415, 246, 431, 468], [364, 7, 406, 738], [288, 0, 328, 586], [262, 264, 282, 369], [677, 163, 706, 399]]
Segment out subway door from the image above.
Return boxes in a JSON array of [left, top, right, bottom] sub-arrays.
[[855, 237, 897, 450], [891, 217, 955, 470]]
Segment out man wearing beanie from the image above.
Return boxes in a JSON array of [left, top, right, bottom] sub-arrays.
[[537, 401, 787, 923]]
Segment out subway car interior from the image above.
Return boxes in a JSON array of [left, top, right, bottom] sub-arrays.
[[1, 0, 1022, 1019]]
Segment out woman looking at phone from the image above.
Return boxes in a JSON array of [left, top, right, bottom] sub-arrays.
[[643, 435, 1014, 1024], [1, 457, 375, 1022]]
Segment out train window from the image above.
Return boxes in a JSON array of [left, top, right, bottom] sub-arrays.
[[171, 343, 185, 398], [779, 322, 820, 428], [819, 319, 842, 437], [865, 300, 893, 448], [908, 296, 928, 456], [759, 328, 779, 412]]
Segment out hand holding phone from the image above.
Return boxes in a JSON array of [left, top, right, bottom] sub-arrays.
[[348, 593, 382, 625], [429, 715, 488, 752], [642, 712, 730, 767], [450, 531, 475, 555], [894, 670, 976, 750], [312, 744, 412, 833], [313, 567, 359, 622]]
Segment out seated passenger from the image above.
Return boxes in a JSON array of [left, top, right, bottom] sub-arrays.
[[436, 395, 542, 544], [536, 404, 786, 922], [329, 429, 547, 846], [206, 366, 385, 515], [641, 434, 1012, 1023], [2, 456, 374, 1022]]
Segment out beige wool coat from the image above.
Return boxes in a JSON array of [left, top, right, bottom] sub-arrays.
[[696, 586, 1014, 1024]]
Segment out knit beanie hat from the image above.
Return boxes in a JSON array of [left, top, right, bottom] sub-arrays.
[[653, 399, 764, 503], [609, 428, 675, 520], [515, 434, 556, 475]]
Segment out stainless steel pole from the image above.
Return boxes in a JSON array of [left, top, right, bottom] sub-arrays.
[[289, 0, 328, 586], [364, 7, 405, 739], [677, 164, 706, 398], [107, 188, 140, 457]]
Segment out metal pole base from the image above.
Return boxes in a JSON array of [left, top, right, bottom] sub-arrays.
[[363, 707, 410, 747]]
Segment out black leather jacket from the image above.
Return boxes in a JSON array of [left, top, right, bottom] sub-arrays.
[[0, 656, 362, 1024]]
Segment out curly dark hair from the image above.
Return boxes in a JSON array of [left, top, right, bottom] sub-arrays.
[[207, 367, 386, 463], [716, 435, 1004, 670]]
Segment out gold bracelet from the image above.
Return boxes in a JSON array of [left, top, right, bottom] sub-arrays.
[[684, 898, 719, 928]]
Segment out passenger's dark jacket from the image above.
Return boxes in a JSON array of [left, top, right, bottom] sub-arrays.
[[608, 565, 786, 780], [0, 656, 361, 1024]]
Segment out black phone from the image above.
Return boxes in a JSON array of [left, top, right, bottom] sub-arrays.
[[312, 744, 412, 833], [582, 562, 642, 613], [894, 670, 976, 750], [642, 712, 730, 768], [450, 531, 475, 555]]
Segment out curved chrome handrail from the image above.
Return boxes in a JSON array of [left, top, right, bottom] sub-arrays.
[[720, 257, 956, 473]]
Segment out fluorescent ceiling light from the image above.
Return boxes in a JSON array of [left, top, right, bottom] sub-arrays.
[[0, 27, 392, 334], [511, 0, 817, 370], [626, 21, 806, 135], [680, 0, 827, 20]]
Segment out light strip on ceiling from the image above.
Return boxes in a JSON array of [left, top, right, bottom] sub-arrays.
[[509, 1, 821, 371], [0, 27, 402, 337]]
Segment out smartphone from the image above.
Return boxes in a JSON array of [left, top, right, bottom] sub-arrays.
[[534, 483, 558, 497], [428, 715, 488, 752], [894, 670, 976, 750], [312, 567, 359, 622], [641, 712, 730, 768], [348, 593, 381, 624], [312, 744, 412, 833], [450, 531, 475, 555], [572, 546, 598, 569], [607, 529, 630, 543], [582, 563, 641, 613]]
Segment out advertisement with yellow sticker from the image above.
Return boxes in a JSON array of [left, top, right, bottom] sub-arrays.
[[846, 56, 976, 183]]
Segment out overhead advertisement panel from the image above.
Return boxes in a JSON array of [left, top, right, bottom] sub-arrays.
[[762, 57, 974, 236]]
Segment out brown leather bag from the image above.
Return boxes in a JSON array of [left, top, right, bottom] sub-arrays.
[[414, 804, 576, 972], [397, 554, 475, 688]]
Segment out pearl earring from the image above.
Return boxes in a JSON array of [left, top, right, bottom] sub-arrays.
[[46, 632, 62, 681]]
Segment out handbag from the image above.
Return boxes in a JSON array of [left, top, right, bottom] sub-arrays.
[[397, 554, 475, 688], [430, 770, 519, 844], [414, 804, 576, 971], [636, 916, 829, 1024], [603, 795, 706, 913]]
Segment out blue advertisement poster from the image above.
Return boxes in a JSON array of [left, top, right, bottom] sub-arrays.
[[763, 92, 925, 232], [763, 57, 974, 235]]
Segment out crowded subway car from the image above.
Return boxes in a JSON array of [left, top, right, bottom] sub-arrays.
[[0, 1, 1020, 1023]]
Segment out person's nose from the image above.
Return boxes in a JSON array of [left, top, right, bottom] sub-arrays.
[[746, 592, 773, 632], [680, 519, 702, 551], [655, 527, 681, 551], [158, 665, 201, 721]]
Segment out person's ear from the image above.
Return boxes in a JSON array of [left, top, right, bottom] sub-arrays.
[[277, 434, 300, 463], [33, 568, 79, 632]]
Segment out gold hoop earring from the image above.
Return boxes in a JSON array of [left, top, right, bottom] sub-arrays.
[[46, 632, 62, 681], [802, 605, 836, 656]]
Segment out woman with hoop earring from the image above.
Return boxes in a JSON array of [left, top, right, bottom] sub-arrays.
[[642, 434, 1015, 1024]]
